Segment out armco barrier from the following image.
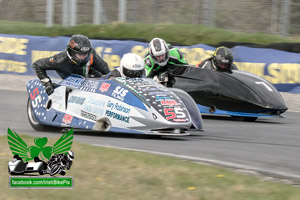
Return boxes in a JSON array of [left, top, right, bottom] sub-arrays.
[[0, 34, 299, 93]]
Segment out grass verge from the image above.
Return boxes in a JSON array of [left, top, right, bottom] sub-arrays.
[[0, 21, 299, 46], [0, 134, 300, 200]]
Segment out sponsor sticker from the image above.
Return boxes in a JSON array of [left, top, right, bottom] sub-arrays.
[[112, 86, 128, 101], [7, 128, 75, 189], [62, 114, 73, 124], [81, 110, 97, 121], [99, 82, 111, 93]]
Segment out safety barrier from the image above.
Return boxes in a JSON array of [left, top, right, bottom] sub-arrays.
[[0, 34, 299, 93]]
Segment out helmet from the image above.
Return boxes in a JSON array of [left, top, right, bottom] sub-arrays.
[[119, 53, 145, 78], [148, 38, 169, 66], [67, 151, 74, 160], [67, 34, 92, 66], [213, 46, 234, 71]]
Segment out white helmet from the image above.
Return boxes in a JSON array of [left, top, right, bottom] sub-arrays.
[[149, 38, 169, 66], [67, 151, 74, 160], [120, 53, 145, 78]]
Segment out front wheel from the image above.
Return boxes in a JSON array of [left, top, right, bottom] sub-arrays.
[[27, 98, 51, 131]]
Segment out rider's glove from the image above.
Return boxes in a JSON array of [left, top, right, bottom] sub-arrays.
[[88, 68, 103, 78], [153, 72, 169, 83], [41, 78, 54, 96]]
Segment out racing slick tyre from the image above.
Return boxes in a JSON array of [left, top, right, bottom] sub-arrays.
[[27, 98, 61, 131], [243, 117, 258, 122]]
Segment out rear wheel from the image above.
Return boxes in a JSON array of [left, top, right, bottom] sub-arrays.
[[27, 98, 53, 131]]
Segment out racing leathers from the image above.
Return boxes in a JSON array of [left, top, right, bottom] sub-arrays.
[[144, 45, 188, 86], [197, 57, 238, 72], [33, 49, 110, 95]]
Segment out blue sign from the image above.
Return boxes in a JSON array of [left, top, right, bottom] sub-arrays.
[[0, 34, 300, 93]]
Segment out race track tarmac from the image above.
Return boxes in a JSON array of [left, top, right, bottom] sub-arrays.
[[1, 89, 300, 183]]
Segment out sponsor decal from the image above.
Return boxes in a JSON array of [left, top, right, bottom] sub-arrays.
[[81, 110, 97, 121], [149, 91, 168, 95], [79, 80, 100, 92], [7, 128, 74, 188], [141, 87, 157, 92], [156, 96, 171, 100], [87, 97, 106, 106], [112, 86, 128, 101], [161, 99, 178, 106], [83, 104, 104, 115], [61, 76, 84, 88], [105, 110, 130, 123], [99, 82, 111, 93], [62, 114, 73, 124], [69, 39, 77, 48], [83, 97, 106, 115], [145, 58, 151, 66], [68, 95, 86, 105], [106, 100, 131, 114], [173, 119, 187, 122]]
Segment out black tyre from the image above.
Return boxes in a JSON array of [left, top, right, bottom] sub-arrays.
[[135, 134, 162, 139], [231, 116, 257, 122], [38, 169, 44, 175], [27, 98, 52, 131], [243, 117, 258, 122]]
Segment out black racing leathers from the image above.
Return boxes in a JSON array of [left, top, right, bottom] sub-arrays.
[[102, 68, 122, 79], [33, 49, 110, 80]]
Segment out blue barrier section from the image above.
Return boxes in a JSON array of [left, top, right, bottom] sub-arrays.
[[0, 34, 299, 93]]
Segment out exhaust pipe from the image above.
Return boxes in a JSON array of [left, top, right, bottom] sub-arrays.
[[92, 117, 112, 131], [209, 105, 217, 113]]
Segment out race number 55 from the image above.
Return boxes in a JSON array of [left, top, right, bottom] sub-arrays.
[[164, 107, 186, 120], [30, 87, 41, 108]]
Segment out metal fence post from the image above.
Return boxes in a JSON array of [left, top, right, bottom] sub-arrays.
[[93, 0, 102, 25], [209, 0, 216, 27], [46, 0, 54, 27], [271, 0, 278, 34], [70, 0, 77, 26], [202, 0, 215, 27], [119, 0, 127, 22], [62, 0, 69, 26], [202, 0, 208, 25], [280, 0, 291, 36]]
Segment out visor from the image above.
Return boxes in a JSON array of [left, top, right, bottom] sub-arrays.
[[123, 67, 145, 78], [151, 53, 169, 66]]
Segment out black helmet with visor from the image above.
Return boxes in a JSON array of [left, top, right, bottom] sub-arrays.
[[213, 46, 234, 71], [67, 34, 92, 66]]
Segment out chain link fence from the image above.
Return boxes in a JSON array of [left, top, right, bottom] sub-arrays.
[[0, 0, 299, 36]]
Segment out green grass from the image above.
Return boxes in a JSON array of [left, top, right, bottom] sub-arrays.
[[1, 134, 300, 200], [0, 21, 299, 45]]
